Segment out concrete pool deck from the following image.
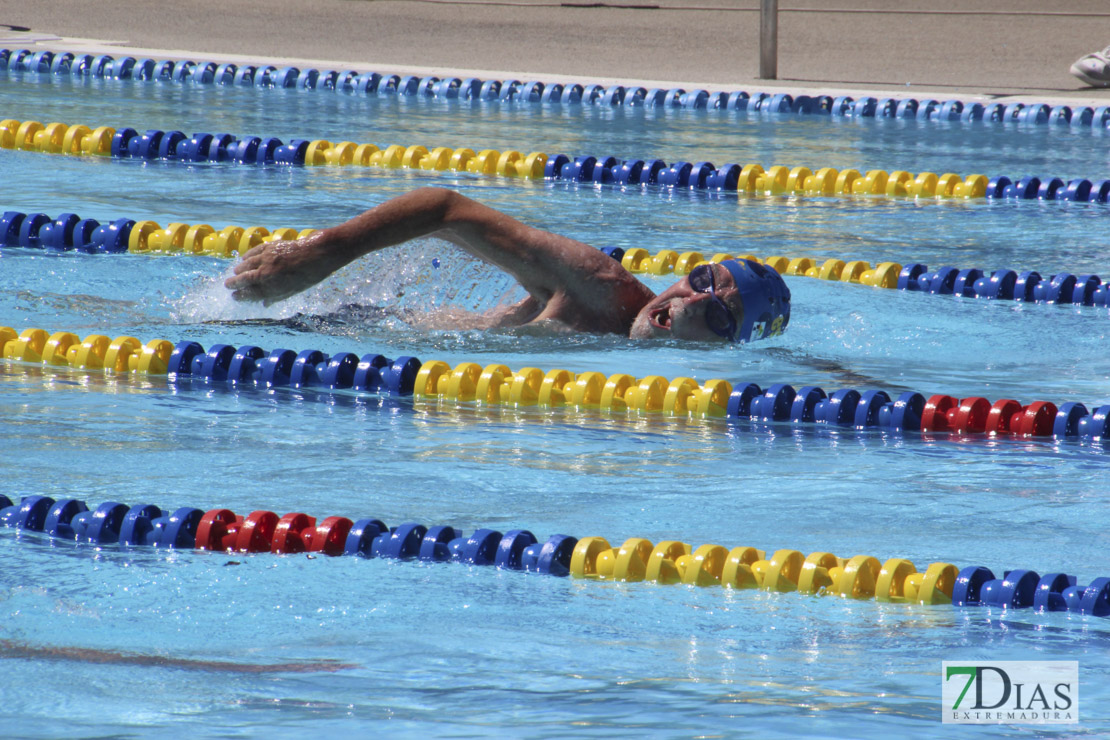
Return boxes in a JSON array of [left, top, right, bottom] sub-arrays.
[[3, 0, 1110, 108]]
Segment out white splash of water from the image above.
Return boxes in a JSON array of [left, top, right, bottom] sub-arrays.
[[170, 237, 526, 325]]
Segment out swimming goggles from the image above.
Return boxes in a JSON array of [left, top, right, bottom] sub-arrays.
[[687, 264, 739, 341]]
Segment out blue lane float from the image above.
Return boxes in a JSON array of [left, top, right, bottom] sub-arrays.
[[2, 210, 135, 252], [103, 127, 309, 165], [894, 264, 1110, 306], [166, 340, 420, 395], [3, 48, 1110, 132]]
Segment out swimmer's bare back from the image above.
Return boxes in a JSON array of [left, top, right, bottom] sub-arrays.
[[0, 639, 355, 673]]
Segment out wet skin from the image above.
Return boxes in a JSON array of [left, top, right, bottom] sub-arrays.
[[627, 262, 743, 343], [225, 187, 743, 342]]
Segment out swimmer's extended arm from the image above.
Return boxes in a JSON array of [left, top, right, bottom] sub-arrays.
[[225, 187, 652, 332]]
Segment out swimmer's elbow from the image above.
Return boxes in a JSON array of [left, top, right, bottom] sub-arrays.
[[412, 187, 468, 216]]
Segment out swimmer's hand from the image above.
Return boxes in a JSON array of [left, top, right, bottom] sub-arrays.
[[225, 232, 344, 306]]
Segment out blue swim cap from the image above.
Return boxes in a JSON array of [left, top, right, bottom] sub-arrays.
[[720, 259, 791, 342]]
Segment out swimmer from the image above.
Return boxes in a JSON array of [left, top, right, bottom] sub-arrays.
[[225, 187, 790, 343]]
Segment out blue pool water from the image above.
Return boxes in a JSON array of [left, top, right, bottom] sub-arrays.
[[2, 69, 1110, 738]]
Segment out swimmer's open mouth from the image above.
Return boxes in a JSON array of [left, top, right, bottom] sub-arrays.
[[649, 304, 672, 331]]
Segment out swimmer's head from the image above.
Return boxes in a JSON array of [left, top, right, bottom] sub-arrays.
[[629, 259, 790, 343], [721, 259, 791, 342]]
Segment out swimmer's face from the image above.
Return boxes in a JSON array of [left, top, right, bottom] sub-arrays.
[[629, 263, 745, 342]]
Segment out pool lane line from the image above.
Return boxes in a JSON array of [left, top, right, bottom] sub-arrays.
[[4, 209, 1110, 314], [5, 47, 1110, 134], [3, 325, 1110, 443], [1, 209, 317, 256], [2, 493, 1108, 618], [0, 118, 548, 175], [5, 117, 1110, 205]]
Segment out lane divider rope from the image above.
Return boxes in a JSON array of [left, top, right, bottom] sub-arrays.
[[4, 117, 1110, 204], [0, 209, 313, 256], [4, 210, 1109, 314], [1, 494, 1107, 618], [5, 48, 1110, 133], [3, 326, 1110, 443], [612, 247, 1110, 309]]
